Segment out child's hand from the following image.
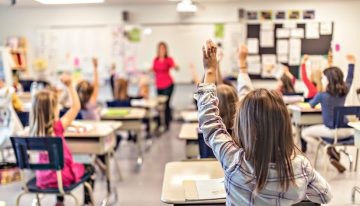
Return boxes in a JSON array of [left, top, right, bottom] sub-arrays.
[[217, 50, 224, 62], [202, 40, 217, 72], [92, 57, 98, 68], [60, 74, 72, 87], [347, 54, 356, 64], [302, 54, 309, 64], [238, 45, 248, 68]]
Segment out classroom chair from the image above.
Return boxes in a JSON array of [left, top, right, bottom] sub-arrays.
[[283, 92, 304, 96], [59, 108, 83, 120], [16, 111, 29, 127], [10, 137, 94, 206], [19, 80, 49, 92], [313, 106, 360, 174], [198, 132, 215, 159], [106, 100, 131, 108], [292, 201, 320, 206], [352, 186, 360, 203]]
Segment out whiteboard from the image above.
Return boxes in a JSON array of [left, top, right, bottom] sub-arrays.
[[137, 23, 244, 83]]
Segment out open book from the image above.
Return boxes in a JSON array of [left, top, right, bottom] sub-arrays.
[[183, 178, 226, 201]]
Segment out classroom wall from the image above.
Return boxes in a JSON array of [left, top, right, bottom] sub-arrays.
[[0, 0, 359, 109]]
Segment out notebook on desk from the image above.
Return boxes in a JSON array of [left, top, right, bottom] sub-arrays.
[[103, 108, 130, 117], [183, 178, 226, 201]]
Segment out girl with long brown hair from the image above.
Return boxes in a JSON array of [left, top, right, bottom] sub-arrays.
[[196, 40, 332, 205]]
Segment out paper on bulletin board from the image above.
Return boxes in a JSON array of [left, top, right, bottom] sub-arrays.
[[214, 23, 225, 39], [283, 22, 297, 29], [247, 38, 259, 54], [276, 28, 290, 38], [261, 22, 274, 31], [320, 22, 332, 35], [247, 55, 261, 74], [291, 28, 304, 38], [260, 30, 274, 48], [278, 54, 289, 63], [289, 38, 301, 66], [261, 54, 277, 77], [306, 22, 320, 39], [276, 39, 289, 54]]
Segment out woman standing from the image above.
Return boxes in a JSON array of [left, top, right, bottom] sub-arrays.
[[152, 42, 178, 130]]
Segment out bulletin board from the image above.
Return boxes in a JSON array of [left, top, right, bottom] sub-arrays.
[[247, 22, 334, 79]]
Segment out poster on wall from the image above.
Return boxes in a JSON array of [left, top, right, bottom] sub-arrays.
[[303, 10, 316, 20], [275, 11, 286, 20], [260, 11, 273, 20], [247, 11, 258, 20], [288, 10, 301, 20], [214, 24, 225, 39]]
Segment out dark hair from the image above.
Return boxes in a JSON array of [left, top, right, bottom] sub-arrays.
[[235, 89, 296, 192], [114, 78, 129, 101], [76, 80, 94, 110], [281, 74, 295, 94], [157, 41, 168, 58], [323, 67, 348, 96]]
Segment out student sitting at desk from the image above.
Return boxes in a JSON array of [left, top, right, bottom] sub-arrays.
[[302, 54, 356, 173], [76, 57, 100, 120], [196, 40, 332, 205], [31, 74, 95, 206], [275, 66, 296, 95]]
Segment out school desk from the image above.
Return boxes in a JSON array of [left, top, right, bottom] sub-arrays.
[[161, 160, 225, 205], [179, 123, 199, 158], [180, 110, 198, 123], [100, 107, 147, 166], [64, 120, 122, 205], [288, 103, 322, 147]]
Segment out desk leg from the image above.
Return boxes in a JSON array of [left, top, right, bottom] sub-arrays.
[[101, 152, 118, 206], [136, 129, 143, 166], [294, 124, 302, 149]]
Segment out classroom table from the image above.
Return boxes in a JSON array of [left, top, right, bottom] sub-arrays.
[[179, 123, 199, 158], [288, 104, 322, 147], [180, 111, 198, 123], [64, 120, 122, 206], [100, 107, 147, 166], [161, 160, 225, 205]]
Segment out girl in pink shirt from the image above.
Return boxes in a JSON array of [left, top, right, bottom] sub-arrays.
[[30, 74, 95, 206], [152, 42, 179, 130]]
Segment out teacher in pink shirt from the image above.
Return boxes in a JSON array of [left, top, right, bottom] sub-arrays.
[[152, 42, 179, 130]]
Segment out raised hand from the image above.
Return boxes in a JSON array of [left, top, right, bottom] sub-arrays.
[[203, 40, 217, 71], [238, 45, 248, 68], [92, 57, 98, 69], [302, 54, 309, 64], [60, 74, 72, 87], [346, 54, 356, 64]]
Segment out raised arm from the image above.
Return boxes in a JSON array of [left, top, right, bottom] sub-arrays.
[[303, 158, 332, 204], [301, 55, 318, 98], [236, 45, 254, 101], [196, 40, 240, 170], [346, 54, 355, 88], [216, 50, 224, 84], [60, 74, 81, 128], [89, 57, 99, 105]]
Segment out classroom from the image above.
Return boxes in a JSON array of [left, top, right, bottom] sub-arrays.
[[0, 0, 360, 205]]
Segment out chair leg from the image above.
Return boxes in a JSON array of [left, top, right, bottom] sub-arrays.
[[339, 148, 353, 171], [83, 182, 95, 205], [314, 141, 323, 169], [68, 192, 80, 206], [35, 194, 41, 206], [352, 186, 360, 203], [323, 145, 330, 176], [15, 192, 27, 206], [355, 149, 359, 172]]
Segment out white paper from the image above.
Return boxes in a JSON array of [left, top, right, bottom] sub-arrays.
[[195, 178, 226, 200], [261, 54, 277, 77], [261, 22, 274, 31], [289, 38, 302, 66], [278, 54, 289, 63], [247, 38, 259, 54], [320, 22, 332, 35], [260, 30, 274, 48], [306, 22, 320, 39], [291, 28, 304, 38], [272, 64, 286, 79], [277, 40, 289, 54], [247, 55, 261, 74], [276, 28, 290, 38], [283, 22, 297, 29]]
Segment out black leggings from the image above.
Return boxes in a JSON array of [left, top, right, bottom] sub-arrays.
[[56, 164, 95, 204], [157, 84, 174, 129]]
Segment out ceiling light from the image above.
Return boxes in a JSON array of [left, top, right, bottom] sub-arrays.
[[34, 0, 104, 5], [144, 28, 152, 35], [176, 0, 197, 13]]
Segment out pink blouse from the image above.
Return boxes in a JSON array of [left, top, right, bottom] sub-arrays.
[[36, 121, 85, 189], [153, 57, 175, 89]]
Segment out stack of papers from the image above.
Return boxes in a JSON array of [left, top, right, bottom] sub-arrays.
[[66, 121, 94, 133], [183, 178, 226, 201]]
